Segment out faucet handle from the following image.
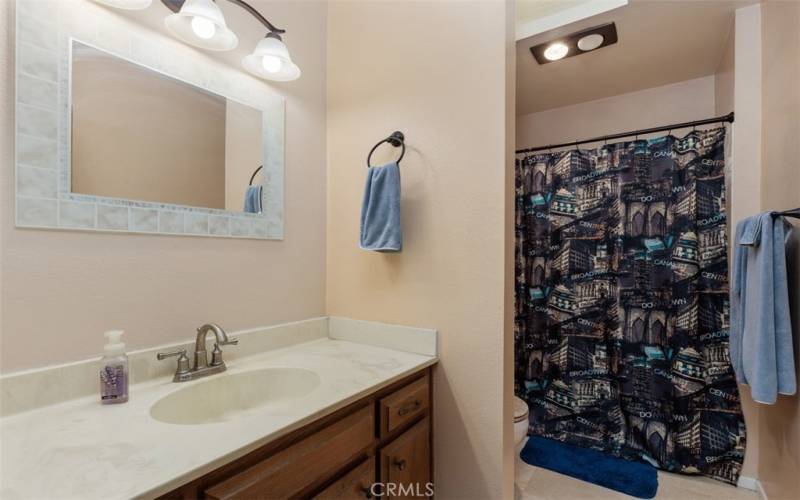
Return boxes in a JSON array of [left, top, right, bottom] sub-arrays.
[[219, 337, 238, 346], [157, 349, 190, 376]]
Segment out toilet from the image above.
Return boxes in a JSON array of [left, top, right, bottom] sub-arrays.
[[513, 396, 530, 451]]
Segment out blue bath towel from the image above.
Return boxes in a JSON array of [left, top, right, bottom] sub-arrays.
[[360, 162, 401, 252], [730, 212, 796, 404], [244, 185, 262, 214]]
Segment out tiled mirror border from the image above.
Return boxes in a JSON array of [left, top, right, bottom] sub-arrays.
[[15, 0, 285, 240]]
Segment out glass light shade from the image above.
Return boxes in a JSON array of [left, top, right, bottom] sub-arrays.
[[242, 36, 301, 81], [92, 0, 152, 9], [164, 0, 238, 51]]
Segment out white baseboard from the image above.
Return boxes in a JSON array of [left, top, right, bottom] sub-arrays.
[[738, 476, 758, 491], [737, 476, 767, 499]]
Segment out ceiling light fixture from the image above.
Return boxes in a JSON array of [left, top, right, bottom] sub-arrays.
[[92, 0, 153, 9], [543, 42, 569, 61], [530, 22, 618, 65], [99, 0, 301, 81]]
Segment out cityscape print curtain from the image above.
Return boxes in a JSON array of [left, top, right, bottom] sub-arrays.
[[514, 128, 746, 484]]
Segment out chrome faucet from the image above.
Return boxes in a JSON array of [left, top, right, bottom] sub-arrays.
[[157, 323, 238, 382]]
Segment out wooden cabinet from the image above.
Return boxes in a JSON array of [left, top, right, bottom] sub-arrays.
[[314, 458, 375, 500], [158, 367, 433, 500], [379, 419, 431, 499], [205, 406, 374, 499]]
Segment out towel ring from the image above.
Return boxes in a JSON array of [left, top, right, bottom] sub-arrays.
[[249, 165, 263, 186], [367, 131, 405, 168]]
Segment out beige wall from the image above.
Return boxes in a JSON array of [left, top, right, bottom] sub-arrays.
[[715, 7, 763, 479], [0, 0, 328, 372], [516, 75, 716, 149], [326, 1, 514, 497], [71, 47, 227, 209], [757, 1, 800, 498]]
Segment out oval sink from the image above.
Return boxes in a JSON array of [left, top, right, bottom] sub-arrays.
[[150, 367, 321, 425]]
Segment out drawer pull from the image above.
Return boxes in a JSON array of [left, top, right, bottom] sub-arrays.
[[397, 399, 422, 416], [393, 458, 407, 471]]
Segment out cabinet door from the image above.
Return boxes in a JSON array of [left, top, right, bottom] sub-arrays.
[[314, 457, 375, 500], [379, 418, 431, 499]]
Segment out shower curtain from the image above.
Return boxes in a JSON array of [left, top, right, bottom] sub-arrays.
[[514, 128, 746, 484]]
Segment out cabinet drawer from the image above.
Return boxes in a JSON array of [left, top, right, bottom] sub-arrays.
[[314, 457, 375, 500], [379, 418, 431, 499], [378, 374, 429, 437], [205, 405, 374, 500]]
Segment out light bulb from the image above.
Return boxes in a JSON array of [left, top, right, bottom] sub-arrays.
[[577, 33, 604, 52], [261, 55, 283, 74], [543, 42, 569, 61], [191, 16, 216, 40]]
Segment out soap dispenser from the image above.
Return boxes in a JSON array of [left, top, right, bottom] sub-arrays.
[[100, 330, 129, 404]]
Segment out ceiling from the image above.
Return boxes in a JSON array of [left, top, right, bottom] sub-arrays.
[[516, 0, 626, 40], [516, 0, 753, 116]]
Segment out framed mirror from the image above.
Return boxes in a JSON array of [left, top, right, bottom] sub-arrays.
[[15, 0, 285, 239]]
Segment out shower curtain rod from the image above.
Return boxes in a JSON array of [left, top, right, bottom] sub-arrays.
[[515, 111, 734, 154]]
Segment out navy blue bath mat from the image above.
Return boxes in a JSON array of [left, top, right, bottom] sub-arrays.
[[520, 436, 658, 498]]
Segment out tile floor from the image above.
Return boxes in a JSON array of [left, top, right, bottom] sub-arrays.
[[515, 457, 760, 500]]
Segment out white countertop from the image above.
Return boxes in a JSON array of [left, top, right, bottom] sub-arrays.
[[0, 338, 437, 499]]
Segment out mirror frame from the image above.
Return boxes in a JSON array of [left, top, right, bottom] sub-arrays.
[[15, 0, 285, 239]]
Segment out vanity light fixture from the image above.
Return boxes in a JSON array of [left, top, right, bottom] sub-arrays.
[[531, 22, 618, 65], [162, 0, 299, 80], [99, 0, 301, 81], [92, 0, 153, 9]]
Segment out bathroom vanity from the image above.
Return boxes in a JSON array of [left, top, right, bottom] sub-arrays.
[[0, 318, 438, 499], [159, 368, 432, 499]]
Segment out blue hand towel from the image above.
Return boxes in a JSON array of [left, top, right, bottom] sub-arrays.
[[730, 212, 796, 404], [244, 185, 262, 214], [360, 162, 402, 252]]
